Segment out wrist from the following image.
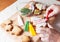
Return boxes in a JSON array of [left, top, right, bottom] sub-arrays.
[[57, 5, 60, 13], [59, 6, 60, 13]]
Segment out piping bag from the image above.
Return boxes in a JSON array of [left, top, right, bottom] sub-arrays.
[[46, 9, 53, 21]]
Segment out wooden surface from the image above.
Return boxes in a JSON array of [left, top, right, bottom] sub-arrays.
[[0, 0, 17, 11]]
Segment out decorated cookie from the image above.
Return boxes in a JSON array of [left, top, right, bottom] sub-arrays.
[[17, 15, 24, 26], [36, 3, 43, 10], [29, 23, 36, 36], [36, 27, 42, 34], [39, 28, 50, 42], [20, 1, 34, 16], [24, 21, 29, 31], [34, 9, 40, 15], [31, 16, 46, 27]]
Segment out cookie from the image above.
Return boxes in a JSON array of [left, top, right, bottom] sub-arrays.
[[5, 25, 13, 31], [22, 35, 31, 42], [4, 20, 13, 25], [36, 3, 43, 10], [11, 25, 23, 36], [34, 9, 41, 15]]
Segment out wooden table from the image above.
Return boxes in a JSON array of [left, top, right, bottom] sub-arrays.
[[0, 0, 16, 11]]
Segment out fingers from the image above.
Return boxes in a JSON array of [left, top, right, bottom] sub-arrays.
[[46, 5, 59, 17], [48, 11, 55, 17], [46, 5, 54, 17], [48, 7, 59, 17]]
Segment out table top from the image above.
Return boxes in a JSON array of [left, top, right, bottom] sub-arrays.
[[0, 0, 16, 11]]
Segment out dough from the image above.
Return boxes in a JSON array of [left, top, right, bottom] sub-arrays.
[[5, 25, 13, 31], [11, 25, 23, 36], [22, 35, 31, 42]]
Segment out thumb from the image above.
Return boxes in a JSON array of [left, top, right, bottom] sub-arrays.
[[48, 7, 59, 17], [48, 11, 55, 17]]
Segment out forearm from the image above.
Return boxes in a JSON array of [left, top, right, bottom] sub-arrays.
[[57, 36, 60, 42], [49, 29, 60, 42], [58, 5, 60, 13]]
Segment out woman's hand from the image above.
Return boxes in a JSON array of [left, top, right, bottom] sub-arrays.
[[46, 5, 60, 17], [49, 29, 60, 42]]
